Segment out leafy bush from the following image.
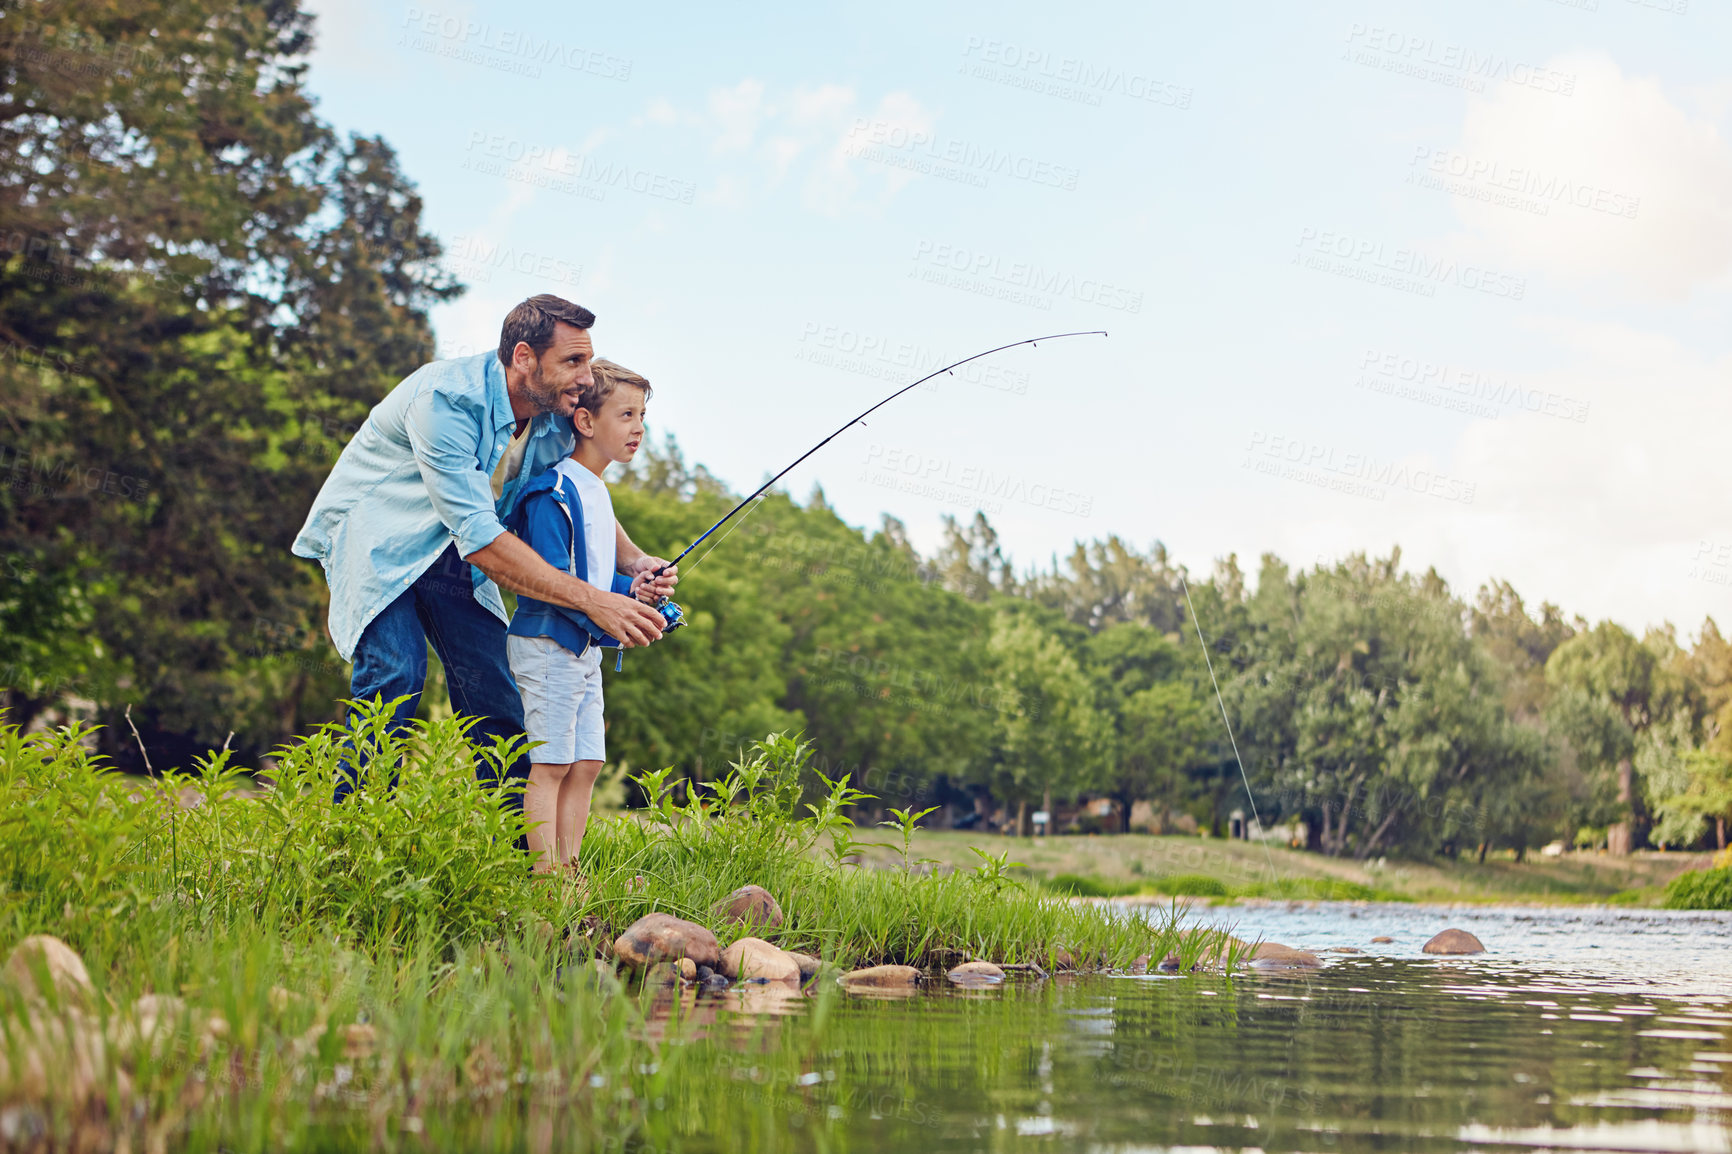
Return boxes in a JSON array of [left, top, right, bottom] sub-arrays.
[[0, 701, 535, 951], [1664, 866, 1732, 910]]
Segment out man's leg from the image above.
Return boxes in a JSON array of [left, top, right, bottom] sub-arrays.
[[555, 760, 605, 869], [337, 592, 429, 802], [414, 546, 531, 808]]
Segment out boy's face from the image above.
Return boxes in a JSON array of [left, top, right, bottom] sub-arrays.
[[574, 386, 647, 465]]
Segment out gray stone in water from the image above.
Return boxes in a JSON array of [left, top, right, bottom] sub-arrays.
[[1250, 943, 1323, 969], [839, 964, 921, 990], [612, 913, 722, 969], [1422, 929, 1486, 955], [946, 960, 1005, 986]]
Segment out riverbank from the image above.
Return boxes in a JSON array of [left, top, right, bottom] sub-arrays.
[[847, 829, 1711, 906]]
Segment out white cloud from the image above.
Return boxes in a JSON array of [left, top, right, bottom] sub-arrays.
[[642, 80, 938, 215], [1449, 53, 1732, 298]]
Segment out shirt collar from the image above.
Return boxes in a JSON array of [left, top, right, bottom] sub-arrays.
[[484, 354, 516, 438]]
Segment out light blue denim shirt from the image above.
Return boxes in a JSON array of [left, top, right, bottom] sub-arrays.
[[292, 352, 575, 662]]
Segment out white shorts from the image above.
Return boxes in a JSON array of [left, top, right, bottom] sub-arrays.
[[508, 635, 606, 764]]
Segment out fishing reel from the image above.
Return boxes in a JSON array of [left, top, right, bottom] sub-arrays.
[[656, 598, 686, 632]]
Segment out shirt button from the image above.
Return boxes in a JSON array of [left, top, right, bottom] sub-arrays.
[[403, 577, 412, 585]]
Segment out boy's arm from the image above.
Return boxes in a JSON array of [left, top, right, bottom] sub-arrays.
[[615, 521, 679, 602]]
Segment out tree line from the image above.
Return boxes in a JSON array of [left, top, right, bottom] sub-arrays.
[[4, 0, 1729, 860]]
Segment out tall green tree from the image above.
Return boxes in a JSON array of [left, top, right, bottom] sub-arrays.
[[0, 1, 457, 761]]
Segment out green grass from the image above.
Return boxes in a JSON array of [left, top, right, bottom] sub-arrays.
[[854, 830, 1711, 907], [0, 714, 1245, 1150]]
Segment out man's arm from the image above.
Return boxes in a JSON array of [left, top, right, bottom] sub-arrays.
[[615, 521, 679, 602], [401, 386, 663, 645], [467, 532, 664, 647]]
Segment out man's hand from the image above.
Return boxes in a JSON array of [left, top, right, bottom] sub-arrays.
[[624, 555, 678, 604], [587, 589, 667, 648], [468, 533, 665, 647]]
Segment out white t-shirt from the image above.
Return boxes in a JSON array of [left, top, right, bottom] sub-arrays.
[[553, 458, 616, 591], [491, 420, 533, 501]]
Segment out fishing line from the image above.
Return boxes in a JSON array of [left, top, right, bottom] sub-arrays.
[[1179, 573, 1280, 887], [652, 330, 1107, 579]]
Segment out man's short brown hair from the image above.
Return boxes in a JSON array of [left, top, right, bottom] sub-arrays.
[[497, 295, 596, 366], [574, 358, 652, 434]]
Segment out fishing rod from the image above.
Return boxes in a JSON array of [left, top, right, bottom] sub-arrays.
[[645, 330, 1107, 631]]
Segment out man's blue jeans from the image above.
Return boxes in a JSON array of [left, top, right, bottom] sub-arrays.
[[336, 545, 529, 807]]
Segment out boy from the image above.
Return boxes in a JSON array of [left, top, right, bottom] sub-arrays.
[[506, 359, 655, 875]]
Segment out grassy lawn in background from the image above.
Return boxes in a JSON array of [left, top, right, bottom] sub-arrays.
[[847, 830, 1712, 906]]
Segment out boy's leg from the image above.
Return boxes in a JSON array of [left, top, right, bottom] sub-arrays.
[[558, 646, 609, 870], [556, 760, 605, 868], [337, 591, 429, 802], [414, 546, 531, 809], [525, 762, 574, 874]]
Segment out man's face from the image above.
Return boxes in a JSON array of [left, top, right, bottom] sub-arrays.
[[514, 323, 594, 417]]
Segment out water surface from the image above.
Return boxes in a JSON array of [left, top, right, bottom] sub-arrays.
[[674, 903, 1732, 1153]]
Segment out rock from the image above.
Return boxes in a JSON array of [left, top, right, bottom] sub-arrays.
[[720, 937, 801, 984], [643, 962, 681, 987], [713, 885, 783, 930], [1249, 943, 1323, 969], [1158, 953, 1182, 972], [1422, 929, 1485, 955], [838, 964, 921, 990], [612, 913, 722, 969], [677, 957, 698, 982], [1128, 954, 1150, 973], [267, 985, 307, 1015], [339, 1022, 377, 1059], [0, 1007, 109, 1108], [784, 952, 822, 982], [5, 935, 95, 1008], [1049, 948, 1078, 971], [1371, 936, 1395, 944], [108, 993, 189, 1056], [1325, 947, 1364, 954], [946, 961, 1005, 987]]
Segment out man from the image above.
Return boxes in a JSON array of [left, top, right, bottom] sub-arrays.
[[292, 294, 675, 801]]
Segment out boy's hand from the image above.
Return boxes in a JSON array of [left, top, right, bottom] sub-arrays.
[[624, 555, 678, 603]]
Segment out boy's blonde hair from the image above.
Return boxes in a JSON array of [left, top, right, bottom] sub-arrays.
[[574, 358, 652, 437]]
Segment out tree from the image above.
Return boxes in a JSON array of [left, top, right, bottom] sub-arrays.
[[1085, 623, 1211, 831], [979, 608, 1108, 835], [0, 1, 457, 761]]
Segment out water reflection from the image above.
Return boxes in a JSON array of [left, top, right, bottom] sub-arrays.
[[647, 904, 1732, 1152]]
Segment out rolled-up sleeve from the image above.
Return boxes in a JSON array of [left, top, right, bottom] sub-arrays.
[[404, 386, 507, 558]]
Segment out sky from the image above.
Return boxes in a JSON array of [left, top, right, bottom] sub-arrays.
[[301, 0, 1732, 637]]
